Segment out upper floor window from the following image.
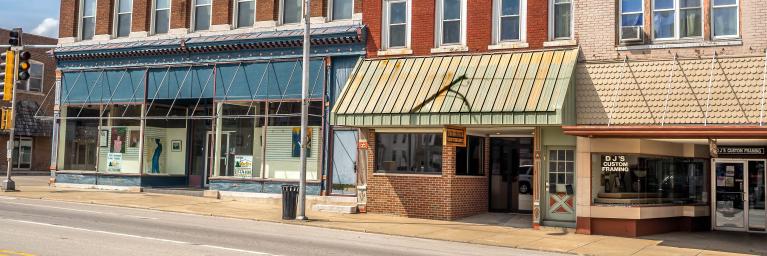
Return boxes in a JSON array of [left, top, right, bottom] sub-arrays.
[[25, 61, 44, 92], [653, 0, 702, 40], [193, 0, 212, 31], [495, 0, 524, 42], [620, 0, 643, 29], [80, 0, 96, 40], [282, 0, 302, 24], [550, 0, 573, 39], [437, 0, 465, 46], [331, 0, 354, 20], [115, 0, 133, 37], [383, 0, 408, 49], [153, 0, 170, 34], [236, 0, 256, 28], [712, 0, 738, 38]]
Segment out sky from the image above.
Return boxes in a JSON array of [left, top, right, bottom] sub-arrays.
[[0, 0, 61, 38]]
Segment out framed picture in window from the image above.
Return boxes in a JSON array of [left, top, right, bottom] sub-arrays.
[[129, 130, 140, 147], [171, 140, 182, 152], [99, 130, 109, 147]]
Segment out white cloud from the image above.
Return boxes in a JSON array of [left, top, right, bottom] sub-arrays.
[[31, 18, 59, 38]]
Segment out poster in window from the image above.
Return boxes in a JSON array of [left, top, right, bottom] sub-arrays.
[[129, 130, 140, 148], [234, 155, 253, 178], [107, 153, 122, 172], [291, 127, 312, 157], [111, 127, 126, 153], [99, 130, 109, 147]]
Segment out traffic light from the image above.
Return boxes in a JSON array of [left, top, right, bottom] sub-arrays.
[[0, 108, 10, 130], [8, 29, 22, 46], [17, 51, 31, 81], [1, 50, 12, 100]]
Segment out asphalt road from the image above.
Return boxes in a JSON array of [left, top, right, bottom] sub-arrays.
[[0, 196, 566, 256]]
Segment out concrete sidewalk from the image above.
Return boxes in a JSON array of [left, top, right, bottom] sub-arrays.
[[1, 183, 761, 256]]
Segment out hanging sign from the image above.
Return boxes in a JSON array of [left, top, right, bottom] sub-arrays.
[[443, 126, 466, 147], [601, 155, 629, 173], [233, 155, 253, 178], [716, 147, 765, 155]]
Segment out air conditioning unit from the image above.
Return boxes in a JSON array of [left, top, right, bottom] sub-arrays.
[[620, 26, 643, 43]]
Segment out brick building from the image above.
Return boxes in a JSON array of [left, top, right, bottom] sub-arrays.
[[331, 0, 580, 230], [565, 0, 767, 236], [52, 0, 367, 196], [0, 28, 56, 175]]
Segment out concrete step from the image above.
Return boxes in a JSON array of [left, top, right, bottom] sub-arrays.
[[143, 187, 205, 197], [312, 204, 358, 214]]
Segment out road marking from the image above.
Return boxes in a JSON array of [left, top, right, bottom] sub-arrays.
[[0, 218, 276, 256], [0, 201, 158, 220], [0, 196, 16, 200], [0, 249, 35, 256]]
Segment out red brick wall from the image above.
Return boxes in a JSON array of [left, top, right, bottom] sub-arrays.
[[212, 0, 233, 25], [95, 0, 115, 35], [171, 0, 191, 29], [256, 0, 277, 21], [132, 0, 151, 32], [364, 0, 551, 57], [60, 0, 79, 38], [366, 130, 488, 220]]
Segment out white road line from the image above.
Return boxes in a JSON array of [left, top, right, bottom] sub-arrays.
[[0, 201, 159, 220], [0, 218, 276, 256]]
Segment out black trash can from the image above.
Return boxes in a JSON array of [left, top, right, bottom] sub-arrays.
[[281, 185, 298, 220]]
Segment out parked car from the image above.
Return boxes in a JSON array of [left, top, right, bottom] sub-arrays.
[[518, 165, 532, 194]]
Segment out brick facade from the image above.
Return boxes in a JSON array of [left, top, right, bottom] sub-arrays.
[[171, 0, 191, 29], [365, 130, 488, 220], [59, 0, 79, 38], [95, 0, 115, 35], [132, 0, 152, 32], [212, 0, 234, 25]]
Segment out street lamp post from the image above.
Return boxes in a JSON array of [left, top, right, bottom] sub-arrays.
[[296, 0, 311, 220]]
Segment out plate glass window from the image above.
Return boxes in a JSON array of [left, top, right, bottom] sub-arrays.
[[194, 0, 212, 31], [552, 0, 572, 39], [621, 0, 643, 29], [456, 136, 484, 176], [154, 0, 170, 34], [116, 0, 133, 37], [441, 0, 462, 45], [81, 0, 96, 40], [283, 0, 302, 24], [13, 137, 33, 170], [26, 61, 43, 92], [375, 133, 443, 174], [237, 0, 255, 28], [332, 0, 353, 20], [387, 0, 407, 48], [500, 0, 521, 41], [712, 0, 738, 37]]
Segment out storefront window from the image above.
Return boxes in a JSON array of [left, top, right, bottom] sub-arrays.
[[219, 103, 265, 178], [62, 106, 100, 171], [375, 133, 443, 174], [98, 105, 142, 174], [592, 154, 707, 205], [264, 101, 322, 180], [456, 135, 484, 176], [144, 105, 188, 175]]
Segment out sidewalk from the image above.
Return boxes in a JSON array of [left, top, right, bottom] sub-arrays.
[[1, 183, 760, 256]]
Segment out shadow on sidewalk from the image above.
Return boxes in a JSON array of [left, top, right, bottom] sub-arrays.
[[642, 231, 767, 255]]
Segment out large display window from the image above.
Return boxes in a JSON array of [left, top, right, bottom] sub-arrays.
[[61, 106, 100, 171], [98, 105, 142, 174], [219, 103, 265, 178], [592, 154, 708, 205], [375, 133, 443, 174], [264, 101, 322, 180], [144, 105, 188, 175]]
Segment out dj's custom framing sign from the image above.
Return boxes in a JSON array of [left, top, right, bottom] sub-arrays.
[[716, 147, 765, 155], [443, 126, 466, 147]]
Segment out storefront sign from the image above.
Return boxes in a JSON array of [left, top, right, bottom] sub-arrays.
[[107, 153, 122, 172], [716, 147, 765, 155], [234, 155, 253, 178], [601, 155, 629, 173], [443, 126, 466, 147]]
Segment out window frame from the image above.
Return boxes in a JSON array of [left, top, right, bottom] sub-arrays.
[[234, 0, 256, 28], [435, 0, 467, 47], [710, 0, 740, 39], [191, 0, 213, 32], [382, 0, 410, 50], [652, 0, 704, 41], [548, 0, 574, 40], [13, 137, 33, 170], [280, 0, 304, 25], [78, 0, 97, 40], [329, 0, 354, 21], [113, 0, 133, 38], [374, 132, 444, 174], [151, 0, 172, 35], [619, 0, 644, 36], [24, 60, 44, 93], [493, 0, 526, 44]]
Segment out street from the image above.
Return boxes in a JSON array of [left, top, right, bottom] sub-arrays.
[[0, 196, 565, 256]]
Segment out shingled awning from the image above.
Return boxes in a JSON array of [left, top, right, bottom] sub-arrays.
[[331, 49, 578, 127]]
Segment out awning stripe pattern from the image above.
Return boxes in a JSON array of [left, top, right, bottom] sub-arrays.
[[331, 49, 578, 126]]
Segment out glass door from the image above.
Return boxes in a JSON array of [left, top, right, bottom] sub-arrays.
[[713, 160, 747, 231], [748, 160, 766, 232]]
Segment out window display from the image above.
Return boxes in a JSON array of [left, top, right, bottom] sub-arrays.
[[98, 105, 141, 174], [219, 103, 265, 178], [375, 133, 443, 174], [264, 101, 322, 180], [144, 105, 187, 175], [61, 106, 100, 171]]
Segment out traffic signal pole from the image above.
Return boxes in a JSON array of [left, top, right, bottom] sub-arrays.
[[2, 47, 19, 192]]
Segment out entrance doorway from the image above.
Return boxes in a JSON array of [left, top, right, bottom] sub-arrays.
[[489, 137, 533, 212], [713, 159, 767, 232]]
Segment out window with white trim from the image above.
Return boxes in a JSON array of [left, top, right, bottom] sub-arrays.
[[551, 0, 573, 39], [193, 0, 212, 31], [712, 0, 738, 38], [331, 0, 354, 20], [25, 61, 43, 92], [620, 0, 643, 30], [115, 0, 133, 37], [282, 0, 302, 24], [383, 0, 408, 49], [437, 0, 465, 46], [13, 137, 33, 170], [80, 0, 96, 40], [236, 0, 256, 28], [153, 0, 170, 34], [495, 0, 524, 42], [653, 0, 702, 40]]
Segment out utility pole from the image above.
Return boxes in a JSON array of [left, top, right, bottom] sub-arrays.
[[296, 0, 311, 220]]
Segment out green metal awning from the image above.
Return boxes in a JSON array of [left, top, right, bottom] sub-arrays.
[[331, 49, 578, 127]]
